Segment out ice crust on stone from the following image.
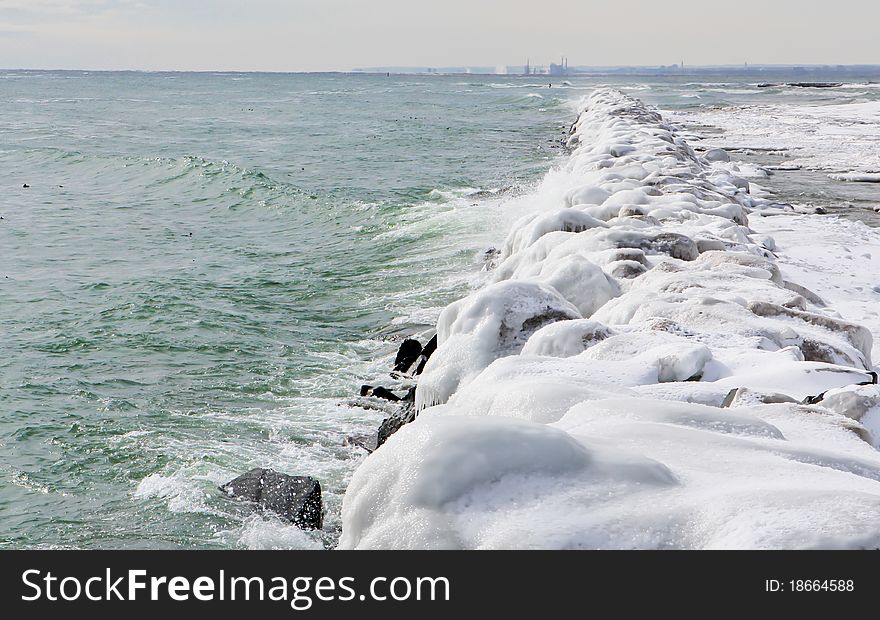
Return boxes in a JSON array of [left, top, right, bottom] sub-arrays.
[[340, 89, 880, 549]]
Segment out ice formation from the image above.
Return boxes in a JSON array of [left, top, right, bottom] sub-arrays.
[[339, 89, 880, 549]]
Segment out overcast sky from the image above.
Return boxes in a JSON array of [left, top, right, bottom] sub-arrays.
[[1, 0, 878, 71]]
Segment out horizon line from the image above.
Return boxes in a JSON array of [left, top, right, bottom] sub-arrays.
[[2, 63, 880, 75]]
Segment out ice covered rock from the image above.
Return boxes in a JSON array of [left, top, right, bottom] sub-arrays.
[[338, 415, 677, 550], [415, 280, 581, 409], [646, 232, 699, 261], [527, 254, 621, 317], [582, 332, 713, 382], [703, 148, 731, 163], [816, 383, 880, 421], [607, 260, 648, 279], [747, 301, 872, 368], [446, 359, 636, 423], [502, 208, 607, 256], [721, 387, 800, 408], [521, 318, 615, 358]]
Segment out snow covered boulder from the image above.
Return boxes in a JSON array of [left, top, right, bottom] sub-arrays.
[[817, 383, 880, 421], [528, 254, 621, 317], [446, 360, 637, 423], [646, 232, 700, 261], [581, 332, 713, 383], [502, 208, 607, 256], [415, 280, 581, 409], [747, 301, 873, 368], [521, 319, 616, 358], [703, 148, 731, 163], [338, 415, 677, 549], [607, 259, 649, 279]]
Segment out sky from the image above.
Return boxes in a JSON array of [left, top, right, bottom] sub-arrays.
[[0, 0, 878, 71]]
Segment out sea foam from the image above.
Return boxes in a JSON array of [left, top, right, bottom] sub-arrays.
[[339, 89, 880, 550]]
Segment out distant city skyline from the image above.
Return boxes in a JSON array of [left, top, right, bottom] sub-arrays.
[[1, 1, 878, 72]]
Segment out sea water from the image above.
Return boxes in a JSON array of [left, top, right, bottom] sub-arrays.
[[1, 70, 878, 549]]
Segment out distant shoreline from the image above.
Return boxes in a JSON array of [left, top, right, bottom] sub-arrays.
[[3, 65, 880, 78]]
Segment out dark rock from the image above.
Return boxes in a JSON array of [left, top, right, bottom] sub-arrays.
[[393, 338, 422, 373], [344, 396, 400, 414], [758, 82, 842, 89], [377, 401, 417, 448], [360, 385, 401, 401], [344, 433, 378, 453], [802, 391, 827, 406], [787, 82, 842, 88], [220, 468, 322, 530], [414, 334, 438, 375]]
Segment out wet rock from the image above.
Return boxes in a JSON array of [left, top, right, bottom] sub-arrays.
[[220, 468, 323, 529], [393, 339, 422, 373], [787, 82, 843, 88], [414, 334, 437, 375], [377, 401, 417, 448], [344, 433, 378, 453], [360, 385, 401, 401]]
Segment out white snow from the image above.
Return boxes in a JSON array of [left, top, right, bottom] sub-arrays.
[[828, 173, 880, 183], [415, 279, 581, 410], [340, 88, 880, 550], [668, 99, 880, 175]]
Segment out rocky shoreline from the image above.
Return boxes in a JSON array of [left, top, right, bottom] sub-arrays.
[[224, 89, 880, 549]]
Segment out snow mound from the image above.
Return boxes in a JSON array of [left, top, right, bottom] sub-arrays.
[[415, 280, 581, 409]]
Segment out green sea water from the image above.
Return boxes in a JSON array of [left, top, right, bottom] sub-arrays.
[[0, 71, 574, 548]]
